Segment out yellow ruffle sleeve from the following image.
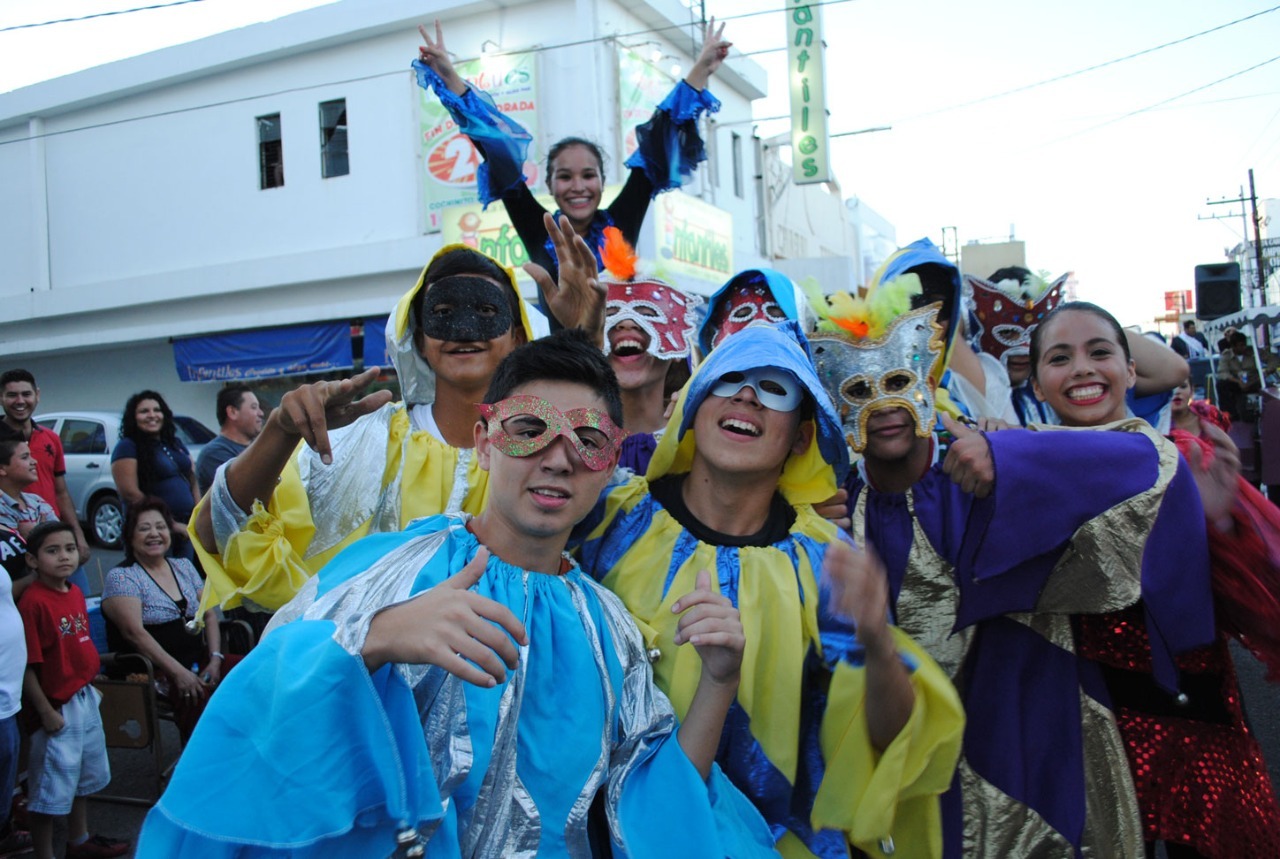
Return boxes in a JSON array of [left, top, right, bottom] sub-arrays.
[[194, 406, 490, 614]]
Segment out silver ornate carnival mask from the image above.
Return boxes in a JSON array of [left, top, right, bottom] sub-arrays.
[[809, 303, 946, 453]]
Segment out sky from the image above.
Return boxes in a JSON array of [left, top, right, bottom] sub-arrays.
[[2, 0, 1279, 328]]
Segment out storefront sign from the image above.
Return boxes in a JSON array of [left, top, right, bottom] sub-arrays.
[[618, 47, 678, 159], [786, 0, 831, 184], [419, 52, 540, 230], [653, 192, 733, 288]]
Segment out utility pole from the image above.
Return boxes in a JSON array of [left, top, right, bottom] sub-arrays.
[[1249, 168, 1268, 305], [1204, 170, 1268, 306]]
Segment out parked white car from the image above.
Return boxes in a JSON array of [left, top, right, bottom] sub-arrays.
[[33, 411, 216, 548]]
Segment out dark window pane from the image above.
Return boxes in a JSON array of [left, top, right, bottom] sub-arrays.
[[174, 416, 216, 445], [319, 99, 349, 179], [257, 113, 284, 189], [60, 420, 106, 454]]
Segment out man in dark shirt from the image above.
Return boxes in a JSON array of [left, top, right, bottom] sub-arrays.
[[0, 370, 89, 561], [195, 386, 264, 494]]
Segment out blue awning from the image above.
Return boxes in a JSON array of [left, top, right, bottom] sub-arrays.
[[363, 316, 391, 369], [173, 321, 354, 382]]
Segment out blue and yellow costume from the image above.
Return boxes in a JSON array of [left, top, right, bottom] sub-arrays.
[[193, 246, 539, 615], [578, 323, 964, 858], [140, 516, 778, 857]]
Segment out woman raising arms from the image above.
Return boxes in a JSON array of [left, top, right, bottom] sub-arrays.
[[413, 18, 730, 282]]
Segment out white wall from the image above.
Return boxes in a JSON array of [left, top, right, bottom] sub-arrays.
[[21, 340, 216, 421], [0, 0, 771, 389]]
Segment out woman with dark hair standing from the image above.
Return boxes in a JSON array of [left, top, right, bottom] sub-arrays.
[[111, 391, 199, 559], [413, 18, 730, 284]]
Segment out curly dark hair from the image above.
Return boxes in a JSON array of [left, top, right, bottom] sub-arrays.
[[120, 390, 187, 495]]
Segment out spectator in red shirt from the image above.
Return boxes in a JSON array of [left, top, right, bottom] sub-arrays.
[[18, 522, 128, 859], [0, 370, 90, 561]]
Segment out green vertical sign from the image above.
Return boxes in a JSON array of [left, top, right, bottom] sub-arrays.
[[786, 0, 830, 184]]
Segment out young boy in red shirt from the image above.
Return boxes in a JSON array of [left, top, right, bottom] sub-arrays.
[[18, 522, 127, 859]]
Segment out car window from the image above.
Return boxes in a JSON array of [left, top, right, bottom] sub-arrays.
[[60, 420, 107, 455], [174, 416, 216, 446]]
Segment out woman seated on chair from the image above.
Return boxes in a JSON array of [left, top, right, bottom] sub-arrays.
[[101, 498, 235, 741]]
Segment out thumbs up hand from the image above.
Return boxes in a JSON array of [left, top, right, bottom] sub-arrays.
[[362, 547, 530, 686], [940, 413, 996, 498]]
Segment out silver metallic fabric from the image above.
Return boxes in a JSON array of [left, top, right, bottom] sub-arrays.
[[270, 515, 683, 857], [208, 460, 249, 555], [298, 404, 400, 559]]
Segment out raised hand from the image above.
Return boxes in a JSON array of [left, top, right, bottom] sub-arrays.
[[1189, 423, 1242, 528], [672, 569, 743, 687], [823, 540, 893, 660], [526, 212, 605, 341], [361, 548, 530, 686], [273, 366, 394, 465], [940, 412, 995, 497], [417, 19, 467, 95], [687, 17, 731, 90]]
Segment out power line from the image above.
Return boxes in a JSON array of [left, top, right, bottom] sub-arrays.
[[0, 0, 208, 33], [894, 4, 1280, 124], [0, 0, 858, 146], [1051, 53, 1280, 143]]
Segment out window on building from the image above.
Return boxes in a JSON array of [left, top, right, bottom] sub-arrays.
[[319, 98, 349, 178], [257, 113, 284, 189], [731, 132, 743, 199]]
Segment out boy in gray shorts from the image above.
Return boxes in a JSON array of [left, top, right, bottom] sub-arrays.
[[18, 522, 127, 859]]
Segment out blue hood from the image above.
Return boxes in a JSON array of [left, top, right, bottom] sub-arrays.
[[653, 321, 849, 499], [698, 268, 810, 356]]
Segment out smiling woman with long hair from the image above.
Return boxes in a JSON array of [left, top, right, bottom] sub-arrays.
[[1030, 301, 1280, 859], [110, 390, 199, 559]]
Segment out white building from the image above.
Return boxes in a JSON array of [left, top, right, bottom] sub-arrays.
[[0, 0, 775, 416]]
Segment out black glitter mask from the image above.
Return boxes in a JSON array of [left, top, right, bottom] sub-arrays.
[[418, 276, 515, 343]]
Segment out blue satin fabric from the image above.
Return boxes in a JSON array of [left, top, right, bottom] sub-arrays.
[[412, 62, 533, 208], [138, 517, 777, 858], [623, 80, 720, 195]]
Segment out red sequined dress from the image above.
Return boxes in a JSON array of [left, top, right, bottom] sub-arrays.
[[1076, 430, 1280, 858]]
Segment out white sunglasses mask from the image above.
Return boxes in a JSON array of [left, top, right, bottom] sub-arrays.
[[710, 368, 804, 412]]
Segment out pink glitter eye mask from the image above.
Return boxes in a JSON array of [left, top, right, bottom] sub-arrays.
[[476, 395, 626, 471]]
